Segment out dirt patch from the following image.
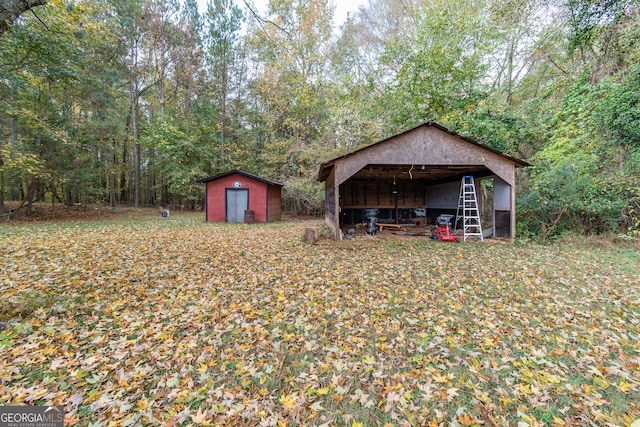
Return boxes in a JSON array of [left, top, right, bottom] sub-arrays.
[[336, 224, 513, 244], [339, 224, 433, 241]]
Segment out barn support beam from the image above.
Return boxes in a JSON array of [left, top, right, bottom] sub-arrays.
[[324, 166, 340, 237], [511, 181, 516, 238]]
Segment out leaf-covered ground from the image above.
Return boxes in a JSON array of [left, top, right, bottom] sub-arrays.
[[1, 216, 639, 427]]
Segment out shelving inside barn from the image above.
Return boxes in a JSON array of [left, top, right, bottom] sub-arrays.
[[338, 178, 427, 225]]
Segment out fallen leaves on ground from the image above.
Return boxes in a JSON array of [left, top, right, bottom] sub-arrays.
[[1, 217, 639, 426]]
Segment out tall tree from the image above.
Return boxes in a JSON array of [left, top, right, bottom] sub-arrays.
[[566, 0, 638, 78], [206, 0, 243, 166], [0, 0, 105, 213], [115, 0, 156, 207], [246, 0, 334, 178], [175, 0, 203, 121], [488, 0, 555, 105], [376, 0, 495, 130]]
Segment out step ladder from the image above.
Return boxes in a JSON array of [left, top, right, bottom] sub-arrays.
[[455, 175, 483, 242]]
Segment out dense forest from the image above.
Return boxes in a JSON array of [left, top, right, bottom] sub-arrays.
[[0, 0, 639, 238]]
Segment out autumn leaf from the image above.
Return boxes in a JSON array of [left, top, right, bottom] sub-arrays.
[[279, 393, 298, 411], [457, 411, 481, 426], [309, 401, 324, 411], [191, 407, 210, 425], [0, 218, 638, 426]]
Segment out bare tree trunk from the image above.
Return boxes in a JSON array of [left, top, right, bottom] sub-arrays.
[[109, 143, 116, 208], [506, 39, 515, 105], [221, 54, 226, 165], [185, 74, 193, 121], [25, 177, 39, 216], [129, 40, 141, 208], [109, 172, 116, 208], [134, 137, 140, 207], [120, 138, 128, 203], [0, 170, 4, 211]]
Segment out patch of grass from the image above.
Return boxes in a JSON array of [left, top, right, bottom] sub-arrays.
[[0, 293, 54, 321], [0, 217, 639, 425]]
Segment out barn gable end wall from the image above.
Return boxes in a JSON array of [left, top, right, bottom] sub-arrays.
[[334, 126, 516, 187]]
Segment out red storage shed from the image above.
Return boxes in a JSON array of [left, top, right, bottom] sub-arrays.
[[198, 170, 283, 223]]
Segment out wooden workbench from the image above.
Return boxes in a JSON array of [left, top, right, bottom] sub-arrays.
[[377, 223, 407, 231]]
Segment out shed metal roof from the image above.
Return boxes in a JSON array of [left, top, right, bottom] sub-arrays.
[[197, 170, 283, 186]]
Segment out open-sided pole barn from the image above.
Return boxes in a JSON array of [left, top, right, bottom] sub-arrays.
[[318, 121, 530, 239]]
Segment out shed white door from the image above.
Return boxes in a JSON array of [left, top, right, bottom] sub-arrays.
[[226, 189, 248, 222]]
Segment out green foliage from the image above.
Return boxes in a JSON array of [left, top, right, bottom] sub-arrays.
[[593, 63, 640, 146], [518, 74, 640, 238], [246, 0, 334, 147], [376, 0, 495, 130], [444, 99, 531, 156], [145, 121, 213, 207], [0, 145, 48, 180], [628, 145, 640, 171], [0, 0, 639, 238], [567, 0, 633, 54], [519, 162, 630, 237], [0, 0, 124, 207]]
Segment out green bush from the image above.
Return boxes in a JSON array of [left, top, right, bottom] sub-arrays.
[[518, 164, 639, 239]]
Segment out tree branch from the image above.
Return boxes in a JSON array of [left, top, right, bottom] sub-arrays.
[[241, 0, 291, 39], [0, 0, 47, 36], [29, 6, 49, 31]]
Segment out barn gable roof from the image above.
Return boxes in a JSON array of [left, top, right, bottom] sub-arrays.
[[318, 121, 530, 182], [198, 170, 283, 186]]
